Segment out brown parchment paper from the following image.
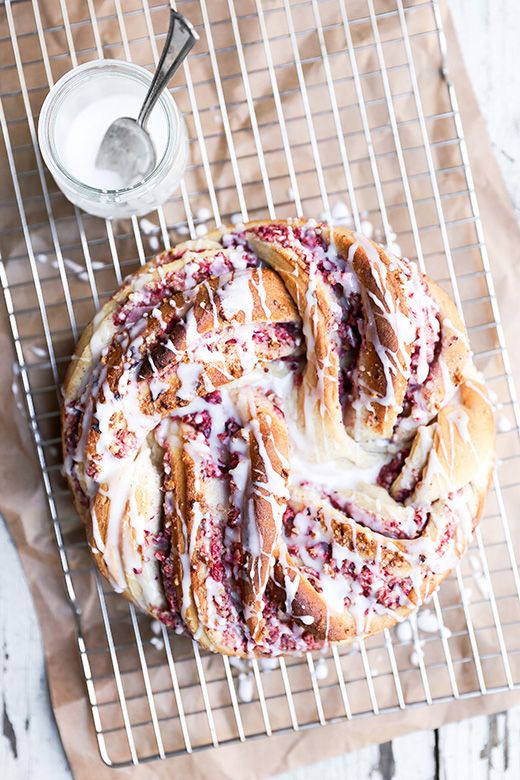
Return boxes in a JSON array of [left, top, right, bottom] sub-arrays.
[[1, 1, 520, 778]]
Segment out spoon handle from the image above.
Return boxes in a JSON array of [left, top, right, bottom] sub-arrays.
[[137, 9, 198, 129]]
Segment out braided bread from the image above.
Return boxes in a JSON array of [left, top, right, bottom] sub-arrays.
[[62, 220, 494, 656]]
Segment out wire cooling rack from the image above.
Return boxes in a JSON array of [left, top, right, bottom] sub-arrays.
[[2, 0, 520, 768]]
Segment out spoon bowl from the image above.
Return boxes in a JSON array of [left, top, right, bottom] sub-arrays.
[[95, 10, 197, 190], [95, 116, 156, 188]]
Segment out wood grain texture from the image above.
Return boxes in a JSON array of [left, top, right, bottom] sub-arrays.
[[439, 709, 520, 779], [272, 733, 437, 780], [0, 518, 70, 780], [1, 0, 520, 778]]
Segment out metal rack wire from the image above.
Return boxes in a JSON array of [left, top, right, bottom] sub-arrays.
[[1, 0, 520, 768]]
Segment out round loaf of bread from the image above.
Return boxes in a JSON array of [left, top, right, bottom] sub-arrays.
[[62, 220, 494, 656]]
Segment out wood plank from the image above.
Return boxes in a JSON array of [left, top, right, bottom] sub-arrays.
[[272, 731, 436, 780], [0, 518, 71, 780], [503, 707, 520, 778], [392, 729, 437, 779], [439, 713, 506, 779], [439, 707, 520, 780]]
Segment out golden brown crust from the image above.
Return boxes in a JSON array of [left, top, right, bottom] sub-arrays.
[[241, 392, 289, 643]]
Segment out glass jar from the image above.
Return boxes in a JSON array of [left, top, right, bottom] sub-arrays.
[[38, 59, 188, 219]]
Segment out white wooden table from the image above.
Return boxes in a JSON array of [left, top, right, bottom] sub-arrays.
[[1, 1, 519, 777]]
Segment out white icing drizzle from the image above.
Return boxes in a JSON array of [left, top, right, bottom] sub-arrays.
[[176, 362, 202, 401], [254, 267, 271, 318], [443, 317, 469, 347], [219, 272, 256, 323], [89, 309, 116, 363], [465, 379, 493, 407]]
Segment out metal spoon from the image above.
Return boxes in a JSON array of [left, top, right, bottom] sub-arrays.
[[95, 9, 198, 189]]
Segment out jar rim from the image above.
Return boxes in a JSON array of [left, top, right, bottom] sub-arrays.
[[38, 59, 181, 200]]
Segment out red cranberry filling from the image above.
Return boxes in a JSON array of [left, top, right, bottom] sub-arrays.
[[337, 293, 363, 403], [109, 427, 137, 459], [205, 390, 222, 404], [376, 449, 410, 492], [436, 521, 454, 555], [201, 459, 222, 479], [177, 409, 212, 439], [249, 223, 318, 251]]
